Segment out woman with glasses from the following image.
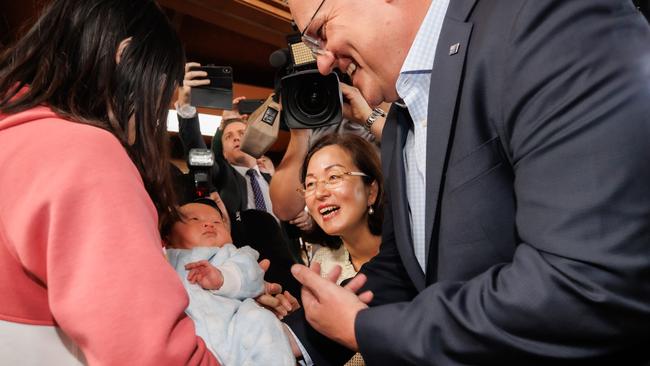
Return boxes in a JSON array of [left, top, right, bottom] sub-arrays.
[[299, 133, 383, 285], [297, 133, 382, 366]]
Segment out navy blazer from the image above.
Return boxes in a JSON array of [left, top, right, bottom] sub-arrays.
[[287, 0, 650, 364], [177, 114, 271, 219]]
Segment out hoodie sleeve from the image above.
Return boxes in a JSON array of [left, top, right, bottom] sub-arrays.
[[1, 118, 220, 366], [209, 244, 264, 300]]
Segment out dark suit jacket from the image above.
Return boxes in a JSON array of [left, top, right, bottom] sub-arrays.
[[177, 114, 272, 218], [287, 0, 650, 364], [177, 114, 303, 294]]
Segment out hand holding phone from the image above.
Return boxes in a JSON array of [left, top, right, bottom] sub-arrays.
[[187, 64, 234, 110], [177, 62, 211, 107]]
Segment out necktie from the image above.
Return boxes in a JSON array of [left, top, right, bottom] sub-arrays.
[[246, 169, 268, 212]]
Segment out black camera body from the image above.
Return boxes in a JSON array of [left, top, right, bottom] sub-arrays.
[[270, 34, 343, 129], [189, 65, 233, 110], [187, 148, 215, 198], [281, 70, 342, 129]]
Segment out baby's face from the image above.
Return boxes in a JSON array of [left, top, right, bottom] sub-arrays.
[[168, 203, 232, 249]]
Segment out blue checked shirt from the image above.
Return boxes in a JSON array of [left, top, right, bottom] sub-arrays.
[[396, 0, 450, 272]]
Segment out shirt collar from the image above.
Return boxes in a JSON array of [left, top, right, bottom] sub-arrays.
[[399, 0, 449, 75], [233, 164, 260, 177]]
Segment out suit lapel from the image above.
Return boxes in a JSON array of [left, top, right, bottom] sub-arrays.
[[424, 0, 476, 280], [386, 106, 426, 290]]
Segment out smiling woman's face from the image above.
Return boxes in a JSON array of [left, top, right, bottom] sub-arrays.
[[304, 145, 376, 239], [167, 203, 231, 249]]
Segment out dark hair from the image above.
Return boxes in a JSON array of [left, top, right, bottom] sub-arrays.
[[211, 117, 247, 156], [0, 0, 185, 224], [300, 133, 384, 246], [160, 199, 225, 242]]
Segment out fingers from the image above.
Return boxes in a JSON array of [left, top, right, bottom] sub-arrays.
[[232, 96, 247, 105], [339, 82, 358, 97], [276, 293, 293, 311], [289, 211, 307, 225], [187, 268, 204, 284], [308, 261, 321, 274], [185, 62, 201, 73], [292, 263, 329, 299], [258, 258, 270, 273], [256, 293, 280, 309], [185, 260, 209, 270], [265, 281, 282, 295], [284, 290, 301, 311], [357, 290, 374, 304], [324, 265, 342, 283], [184, 76, 210, 87], [343, 273, 368, 293]]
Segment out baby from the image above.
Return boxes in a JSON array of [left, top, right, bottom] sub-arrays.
[[164, 198, 295, 366]]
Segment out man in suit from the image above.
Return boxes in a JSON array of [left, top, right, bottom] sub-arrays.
[[286, 0, 650, 364]]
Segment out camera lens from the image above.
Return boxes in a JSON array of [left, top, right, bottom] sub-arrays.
[[281, 70, 342, 129], [295, 80, 331, 118]]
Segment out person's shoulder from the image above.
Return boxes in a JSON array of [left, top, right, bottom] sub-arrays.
[[3, 112, 135, 181]]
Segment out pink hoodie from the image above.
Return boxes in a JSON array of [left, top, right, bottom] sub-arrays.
[[0, 105, 219, 365]]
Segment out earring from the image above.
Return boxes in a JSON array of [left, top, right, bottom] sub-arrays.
[[368, 205, 374, 215]]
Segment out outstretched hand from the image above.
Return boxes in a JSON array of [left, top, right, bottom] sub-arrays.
[[255, 259, 301, 319], [291, 262, 372, 350], [185, 260, 224, 290]]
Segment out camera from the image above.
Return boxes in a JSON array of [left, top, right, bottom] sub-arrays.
[[281, 70, 342, 129], [239, 34, 343, 158], [188, 65, 233, 110], [274, 34, 342, 129], [187, 148, 215, 198]]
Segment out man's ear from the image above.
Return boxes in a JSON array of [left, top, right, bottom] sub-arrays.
[[115, 37, 133, 64]]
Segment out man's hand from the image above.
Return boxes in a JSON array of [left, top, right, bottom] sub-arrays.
[[185, 260, 224, 290], [289, 209, 314, 232], [340, 83, 373, 124], [291, 262, 373, 351], [176, 62, 210, 108], [221, 96, 248, 120], [255, 259, 300, 319], [257, 155, 275, 176]]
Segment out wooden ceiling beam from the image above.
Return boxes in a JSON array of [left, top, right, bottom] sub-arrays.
[[158, 0, 294, 48]]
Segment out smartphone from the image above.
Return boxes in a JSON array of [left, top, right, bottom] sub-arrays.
[[189, 65, 233, 110], [237, 99, 265, 115]]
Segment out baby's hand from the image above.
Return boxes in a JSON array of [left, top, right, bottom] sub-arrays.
[[185, 260, 224, 290]]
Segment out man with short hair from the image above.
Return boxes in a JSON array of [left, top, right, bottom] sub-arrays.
[[286, 0, 650, 364], [176, 63, 276, 219]]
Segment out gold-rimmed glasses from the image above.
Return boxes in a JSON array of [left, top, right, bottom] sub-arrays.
[[297, 171, 368, 197], [300, 0, 327, 56]]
